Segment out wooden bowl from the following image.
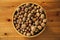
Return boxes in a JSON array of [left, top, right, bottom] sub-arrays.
[[12, 2, 47, 38]]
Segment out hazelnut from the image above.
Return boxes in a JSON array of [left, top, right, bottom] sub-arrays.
[[41, 22, 45, 27], [14, 15, 17, 18], [28, 13, 31, 18], [37, 6, 40, 8], [35, 20, 38, 26], [31, 31, 34, 35], [38, 26, 42, 30], [19, 12, 22, 14], [13, 17, 16, 20], [20, 15, 23, 18], [25, 29, 27, 32], [31, 17, 33, 19], [29, 20, 32, 23], [40, 14, 44, 19], [21, 24, 26, 29], [19, 18, 22, 22], [18, 15, 20, 18], [36, 10, 39, 12], [43, 19, 47, 22], [31, 26, 36, 32], [25, 8, 28, 12], [20, 11, 24, 13], [39, 8, 43, 13], [20, 31, 23, 34], [35, 29, 39, 33], [29, 24, 31, 26], [26, 33, 31, 36], [23, 17, 26, 22], [23, 32, 26, 35], [15, 24, 18, 27], [22, 29, 25, 32], [33, 18, 36, 21], [26, 27, 29, 30], [34, 6, 37, 9], [18, 29, 20, 32], [17, 20, 19, 23], [36, 13, 40, 17], [31, 9, 35, 13], [31, 4, 34, 7], [25, 22, 28, 25], [24, 13, 27, 17], [27, 18, 30, 20], [13, 21, 16, 24], [16, 25, 20, 29]]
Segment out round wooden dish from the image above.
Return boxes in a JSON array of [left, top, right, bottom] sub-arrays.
[[12, 2, 47, 38]]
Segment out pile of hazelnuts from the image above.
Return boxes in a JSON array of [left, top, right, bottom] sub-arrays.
[[13, 3, 47, 36]]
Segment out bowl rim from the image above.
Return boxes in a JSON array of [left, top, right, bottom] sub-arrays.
[[12, 2, 47, 38]]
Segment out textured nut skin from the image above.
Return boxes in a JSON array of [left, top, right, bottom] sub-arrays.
[[27, 33, 31, 36], [40, 14, 44, 19], [38, 26, 42, 30], [41, 23, 45, 27], [31, 26, 36, 32], [36, 13, 40, 17], [35, 20, 38, 26], [43, 19, 47, 22], [21, 24, 26, 29]]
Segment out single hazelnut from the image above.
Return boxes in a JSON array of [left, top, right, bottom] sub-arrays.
[[35, 20, 38, 26], [26, 33, 31, 36], [41, 22, 45, 27], [20, 31, 23, 34], [40, 14, 44, 19], [43, 19, 47, 22], [33, 18, 36, 21], [31, 26, 36, 32], [24, 13, 27, 17], [16, 25, 20, 29], [23, 17, 26, 22], [28, 13, 31, 18], [36, 13, 40, 17], [23, 32, 26, 35], [39, 8, 43, 13], [38, 26, 42, 30], [29, 24, 31, 26], [29, 20, 32, 23], [25, 8, 28, 12], [21, 24, 26, 29]]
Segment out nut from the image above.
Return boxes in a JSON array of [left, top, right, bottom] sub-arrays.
[[40, 14, 44, 19], [43, 19, 47, 22], [36, 13, 40, 17], [41, 22, 45, 27], [26, 33, 31, 36], [21, 24, 26, 29], [38, 26, 42, 30], [35, 20, 38, 26], [31, 26, 36, 32]]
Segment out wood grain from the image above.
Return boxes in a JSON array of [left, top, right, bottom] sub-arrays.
[[0, 0, 60, 40]]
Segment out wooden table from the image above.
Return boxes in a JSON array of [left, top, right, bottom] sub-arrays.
[[0, 0, 60, 40]]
